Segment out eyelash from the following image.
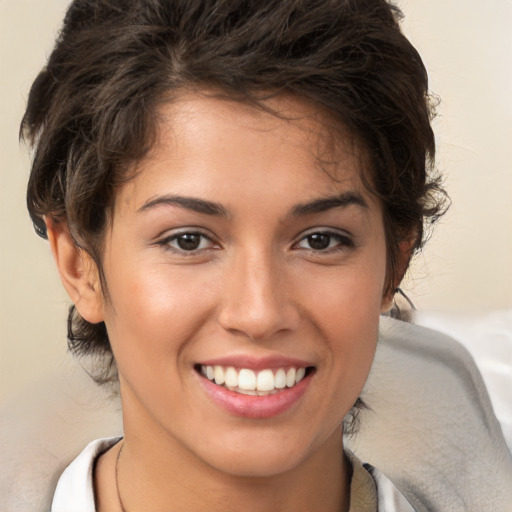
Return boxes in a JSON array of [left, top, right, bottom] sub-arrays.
[[293, 230, 355, 253], [157, 231, 218, 254], [156, 229, 354, 256]]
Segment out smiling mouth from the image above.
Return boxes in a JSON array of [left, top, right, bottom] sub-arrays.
[[196, 365, 315, 396]]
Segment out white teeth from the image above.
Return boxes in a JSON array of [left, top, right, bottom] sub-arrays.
[[274, 368, 287, 389], [256, 369, 274, 391], [238, 389, 258, 396], [214, 366, 225, 385], [200, 365, 309, 394], [238, 369, 256, 390], [286, 368, 296, 387], [224, 367, 238, 388]]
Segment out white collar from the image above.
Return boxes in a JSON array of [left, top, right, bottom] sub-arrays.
[[51, 437, 121, 512]]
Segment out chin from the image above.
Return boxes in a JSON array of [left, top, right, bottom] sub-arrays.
[[208, 447, 310, 479], [191, 424, 341, 479]]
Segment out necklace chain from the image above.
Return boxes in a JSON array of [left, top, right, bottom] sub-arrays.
[[115, 440, 128, 512]]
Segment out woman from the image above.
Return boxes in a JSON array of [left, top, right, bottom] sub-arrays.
[[21, 0, 446, 510]]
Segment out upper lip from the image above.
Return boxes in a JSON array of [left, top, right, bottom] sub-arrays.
[[196, 355, 314, 371]]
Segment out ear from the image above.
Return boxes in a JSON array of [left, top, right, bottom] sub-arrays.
[[46, 218, 104, 324], [381, 237, 416, 313]]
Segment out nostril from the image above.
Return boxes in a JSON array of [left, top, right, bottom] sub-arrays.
[[217, 305, 301, 342]]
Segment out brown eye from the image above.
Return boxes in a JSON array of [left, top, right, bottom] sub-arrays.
[[307, 233, 331, 250], [296, 231, 354, 252], [176, 233, 202, 250], [163, 232, 215, 252]]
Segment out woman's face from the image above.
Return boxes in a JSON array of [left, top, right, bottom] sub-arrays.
[[97, 93, 388, 477]]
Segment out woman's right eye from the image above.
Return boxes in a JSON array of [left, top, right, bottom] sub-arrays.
[[160, 232, 216, 253]]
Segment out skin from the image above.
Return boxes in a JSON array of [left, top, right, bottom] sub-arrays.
[[48, 93, 403, 512]]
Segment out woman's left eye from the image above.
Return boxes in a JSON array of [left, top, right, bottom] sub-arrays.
[[161, 232, 216, 252], [295, 231, 353, 252]]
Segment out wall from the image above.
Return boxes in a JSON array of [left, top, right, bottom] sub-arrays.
[[400, 0, 512, 312], [1, 0, 511, 398]]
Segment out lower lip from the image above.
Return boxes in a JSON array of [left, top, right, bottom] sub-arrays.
[[197, 372, 312, 419]]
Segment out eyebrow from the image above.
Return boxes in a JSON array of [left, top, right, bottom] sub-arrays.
[[138, 195, 228, 217], [137, 191, 368, 218], [291, 192, 369, 216]]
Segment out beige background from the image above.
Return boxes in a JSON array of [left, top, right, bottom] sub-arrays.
[[1, 0, 511, 399]]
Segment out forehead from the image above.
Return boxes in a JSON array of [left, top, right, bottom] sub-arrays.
[[115, 92, 373, 215]]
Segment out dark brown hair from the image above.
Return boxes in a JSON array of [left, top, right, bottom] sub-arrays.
[[21, 0, 447, 367]]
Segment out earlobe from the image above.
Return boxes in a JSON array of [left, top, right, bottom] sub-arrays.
[[46, 218, 104, 324]]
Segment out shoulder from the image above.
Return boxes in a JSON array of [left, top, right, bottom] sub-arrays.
[[347, 450, 416, 512], [363, 464, 417, 512], [51, 437, 122, 512]]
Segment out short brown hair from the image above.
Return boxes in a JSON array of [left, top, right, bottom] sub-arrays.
[[21, 0, 447, 363]]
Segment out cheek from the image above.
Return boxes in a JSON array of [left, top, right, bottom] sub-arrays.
[[303, 254, 385, 388], [303, 252, 386, 330], [101, 257, 219, 371]]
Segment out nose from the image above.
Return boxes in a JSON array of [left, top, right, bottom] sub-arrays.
[[217, 249, 300, 341]]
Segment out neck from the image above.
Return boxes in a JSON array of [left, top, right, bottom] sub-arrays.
[[106, 383, 351, 512], [116, 426, 349, 512]]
